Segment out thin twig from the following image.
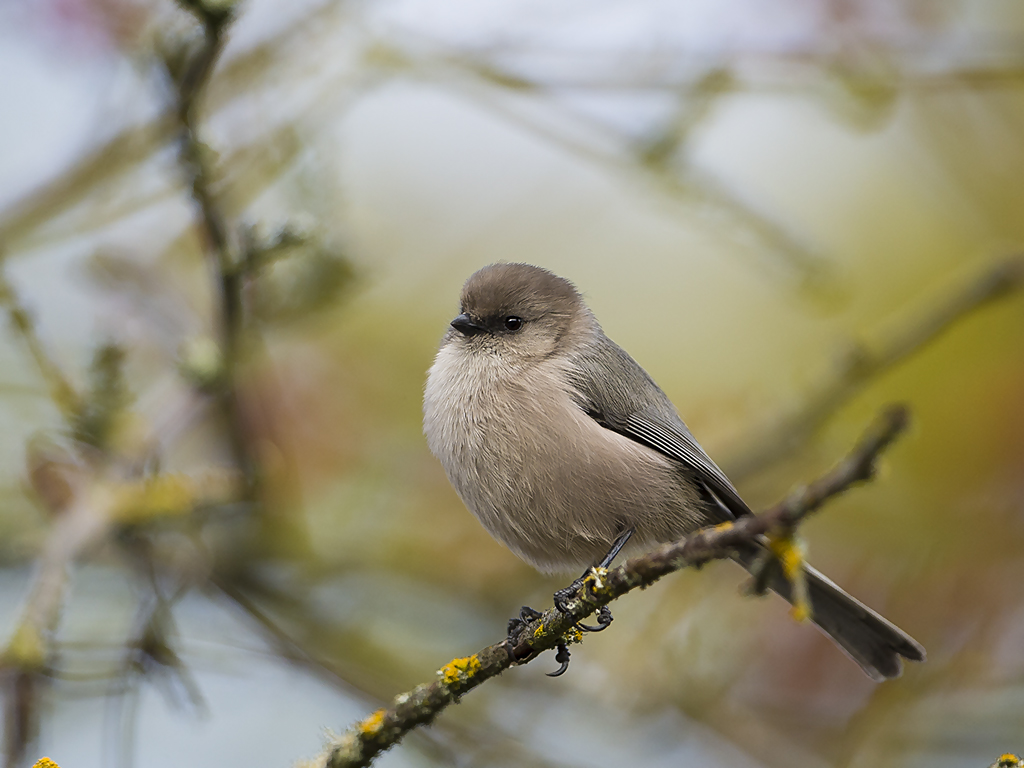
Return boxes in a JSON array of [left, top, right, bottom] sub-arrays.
[[0, 270, 81, 421], [316, 405, 910, 768]]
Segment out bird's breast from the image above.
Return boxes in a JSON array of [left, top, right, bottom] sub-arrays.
[[423, 346, 701, 572]]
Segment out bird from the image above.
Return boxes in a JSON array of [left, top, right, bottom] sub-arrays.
[[423, 262, 925, 680]]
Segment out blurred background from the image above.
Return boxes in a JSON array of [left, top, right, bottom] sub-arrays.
[[1, 0, 1024, 767]]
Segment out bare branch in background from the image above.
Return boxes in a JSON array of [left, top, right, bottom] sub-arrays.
[[0, 271, 82, 420], [1, 490, 102, 768], [315, 406, 910, 768], [165, 0, 260, 491], [0, 116, 177, 253], [0, 461, 237, 766], [725, 254, 1024, 481], [0, 4, 1021, 766], [0, 9, 248, 760], [428, 53, 832, 287], [0, 1, 344, 254]]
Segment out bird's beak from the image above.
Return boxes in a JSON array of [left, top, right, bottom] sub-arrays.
[[451, 313, 486, 336]]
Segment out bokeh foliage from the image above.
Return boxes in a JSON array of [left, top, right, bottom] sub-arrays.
[[1, 1, 1024, 767]]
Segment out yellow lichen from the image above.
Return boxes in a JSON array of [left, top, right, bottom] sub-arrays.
[[358, 709, 386, 736], [33, 759, 61, 768], [994, 755, 1023, 768], [105, 471, 240, 525], [4, 621, 46, 670], [789, 601, 811, 623], [439, 655, 481, 684], [767, 532, 811, 623], [108, 475, 195, 523], [768, 533, 805, 580], [586, 566, 608, 590]]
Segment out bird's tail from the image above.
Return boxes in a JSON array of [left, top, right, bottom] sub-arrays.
[[733, 541, 926, 681]]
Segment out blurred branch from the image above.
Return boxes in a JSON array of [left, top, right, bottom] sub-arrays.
[[1, 489, 104, 768], [212, 576, 366, 696], [423, 45, 1024, 93], [0, 1, 336, 253], [726, 254, 1024, 481], [0, 270, 81, 421], [166, 0, 328, 683], [173, 0, 234, 272], [315, 405, 910, 768], [0, 116, 177, 252], [1, 461, 237, 765], [166, 0, 260, 490], [434, 55, 831, 287]]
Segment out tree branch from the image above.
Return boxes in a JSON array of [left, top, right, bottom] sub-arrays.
[[726, 254, 1024, 481], [315, 404, 911, 768], [167, 0, 266, 495], [0, 269, 81, 422]]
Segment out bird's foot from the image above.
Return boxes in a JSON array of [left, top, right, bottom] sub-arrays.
[[506, 605, 544, 659], [552, 578, 585, 615], [553, 567, 614, 632], [578, 604, 613, 633], [507, 563, 616, 675], [506, 605, 582, 676]]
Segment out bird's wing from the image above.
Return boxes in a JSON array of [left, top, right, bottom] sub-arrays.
[[566, 332, 752, 520], [619, 410, 752, 519]]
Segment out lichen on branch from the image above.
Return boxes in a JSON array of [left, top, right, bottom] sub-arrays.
[[316, 404, 911, 768]]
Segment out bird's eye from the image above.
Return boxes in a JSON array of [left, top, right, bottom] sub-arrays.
[[504, 316, 524, 332]]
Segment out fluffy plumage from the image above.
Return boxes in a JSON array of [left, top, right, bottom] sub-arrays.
[[423, 263, 925, 680]]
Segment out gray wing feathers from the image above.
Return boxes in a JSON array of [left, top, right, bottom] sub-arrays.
[[566, 333, 751, 518], [568, 331, 926, 680], [623, 413, 752, 518]]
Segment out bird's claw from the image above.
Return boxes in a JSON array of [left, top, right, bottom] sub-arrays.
[[553, 571, 613, 633], [552, 579, 583, 615], [577, 604, 613, 633], [506, 606, 544, 661], [546, 640, 571, 677], [509, 568, 614, 675]]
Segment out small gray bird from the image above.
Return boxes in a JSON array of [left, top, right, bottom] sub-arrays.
[[423, 263, 925, 680]]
